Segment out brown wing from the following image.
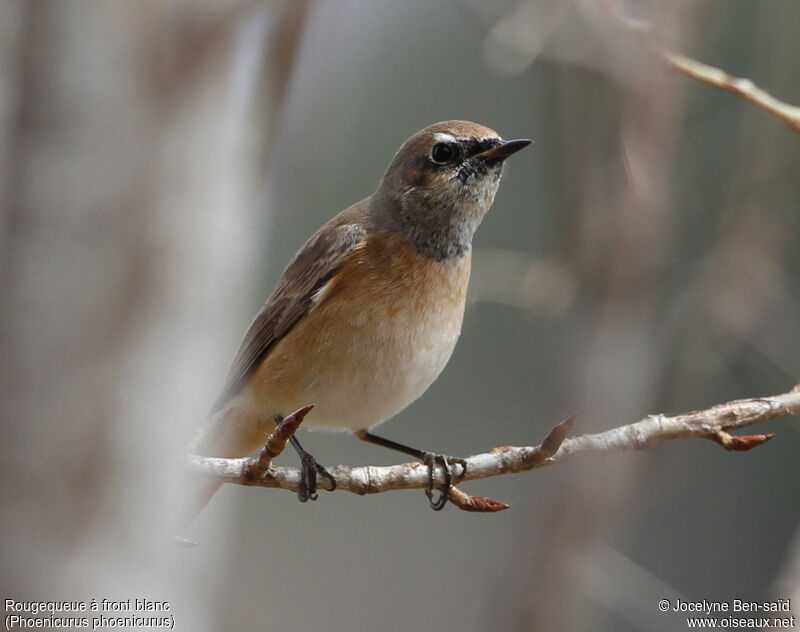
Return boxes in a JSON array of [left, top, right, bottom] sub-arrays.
[[209, 221, 367, 414]]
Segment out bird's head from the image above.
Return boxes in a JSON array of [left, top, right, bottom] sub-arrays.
[[371, 120, 531, 260]]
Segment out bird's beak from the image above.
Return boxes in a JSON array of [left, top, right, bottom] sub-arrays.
[[476, 139, 533, 164]]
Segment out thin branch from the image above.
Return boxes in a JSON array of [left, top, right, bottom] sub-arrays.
[[247, 405, 313, 479], [188, 387, 800, 511], [659, 49, 800, 134], [609, 3, 800, 134]]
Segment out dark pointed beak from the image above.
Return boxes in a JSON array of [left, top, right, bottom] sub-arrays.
[[476, 139, 533, 164]]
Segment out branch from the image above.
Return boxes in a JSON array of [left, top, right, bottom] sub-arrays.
[[659, 49, 800, 134], [608, 3, 800, 134], [248, 405, 313, 479], [188, 386, 800, 511]]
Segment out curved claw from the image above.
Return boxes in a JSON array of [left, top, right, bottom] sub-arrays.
[[451, 457, 467, 481], [316, 462, 337, 492], [297, 453, 316, 502], [297, 453, 337, 503], [422, 453, 467, 511]]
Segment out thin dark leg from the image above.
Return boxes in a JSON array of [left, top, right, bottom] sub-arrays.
[[355, 431, 429, 460], [356, 430, 466, 511], [288, 432, 337, 503]]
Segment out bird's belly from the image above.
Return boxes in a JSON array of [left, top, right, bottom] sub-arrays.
[[296, 309, 462, 431], [240, 235, 471, 433]]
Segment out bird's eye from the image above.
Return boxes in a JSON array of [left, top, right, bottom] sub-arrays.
[[430, 142, 456, 165]]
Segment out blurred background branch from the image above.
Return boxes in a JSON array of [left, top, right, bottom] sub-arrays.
[[610, 1, 800, 134], [0, 0, 307, 625], [660, 50, 800, 134]]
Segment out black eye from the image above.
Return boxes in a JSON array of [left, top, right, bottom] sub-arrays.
[[431, 142, 456, 165]]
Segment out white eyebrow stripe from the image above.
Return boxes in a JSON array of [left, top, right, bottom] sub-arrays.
[[432, 132, 457, 144]]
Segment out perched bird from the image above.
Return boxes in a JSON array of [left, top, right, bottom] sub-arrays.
[[192, 120, 530, 513]]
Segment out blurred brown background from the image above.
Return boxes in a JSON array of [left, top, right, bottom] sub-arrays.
[[1, 1, 798, 630]]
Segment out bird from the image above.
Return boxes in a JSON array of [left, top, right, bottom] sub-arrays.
[[191, 120, 531, 515]]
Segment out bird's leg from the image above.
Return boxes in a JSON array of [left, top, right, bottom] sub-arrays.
[[285, 430, 337, 502], [355, 430, 467, 511]]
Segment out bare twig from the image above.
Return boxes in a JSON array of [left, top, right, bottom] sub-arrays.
[[247, 405, 313, 479], [188, 387, 800, 511], [609, 3, 800, 134], [447, 487, 510, 513], [659, 49, 800, 134]]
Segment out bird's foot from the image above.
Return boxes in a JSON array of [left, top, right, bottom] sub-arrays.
[[297, 451, 337, 502], [421, 453, 467, 511], [289, 434, 336, 503]]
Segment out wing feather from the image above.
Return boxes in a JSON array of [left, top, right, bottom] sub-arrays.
[[209, 221, 367, 414]]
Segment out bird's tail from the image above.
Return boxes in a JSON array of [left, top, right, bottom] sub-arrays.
[[182, 406, 269, 533], [182, 479, 225, 531]]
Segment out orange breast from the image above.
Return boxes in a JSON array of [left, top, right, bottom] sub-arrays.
[[238, 229, 471, 437]]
